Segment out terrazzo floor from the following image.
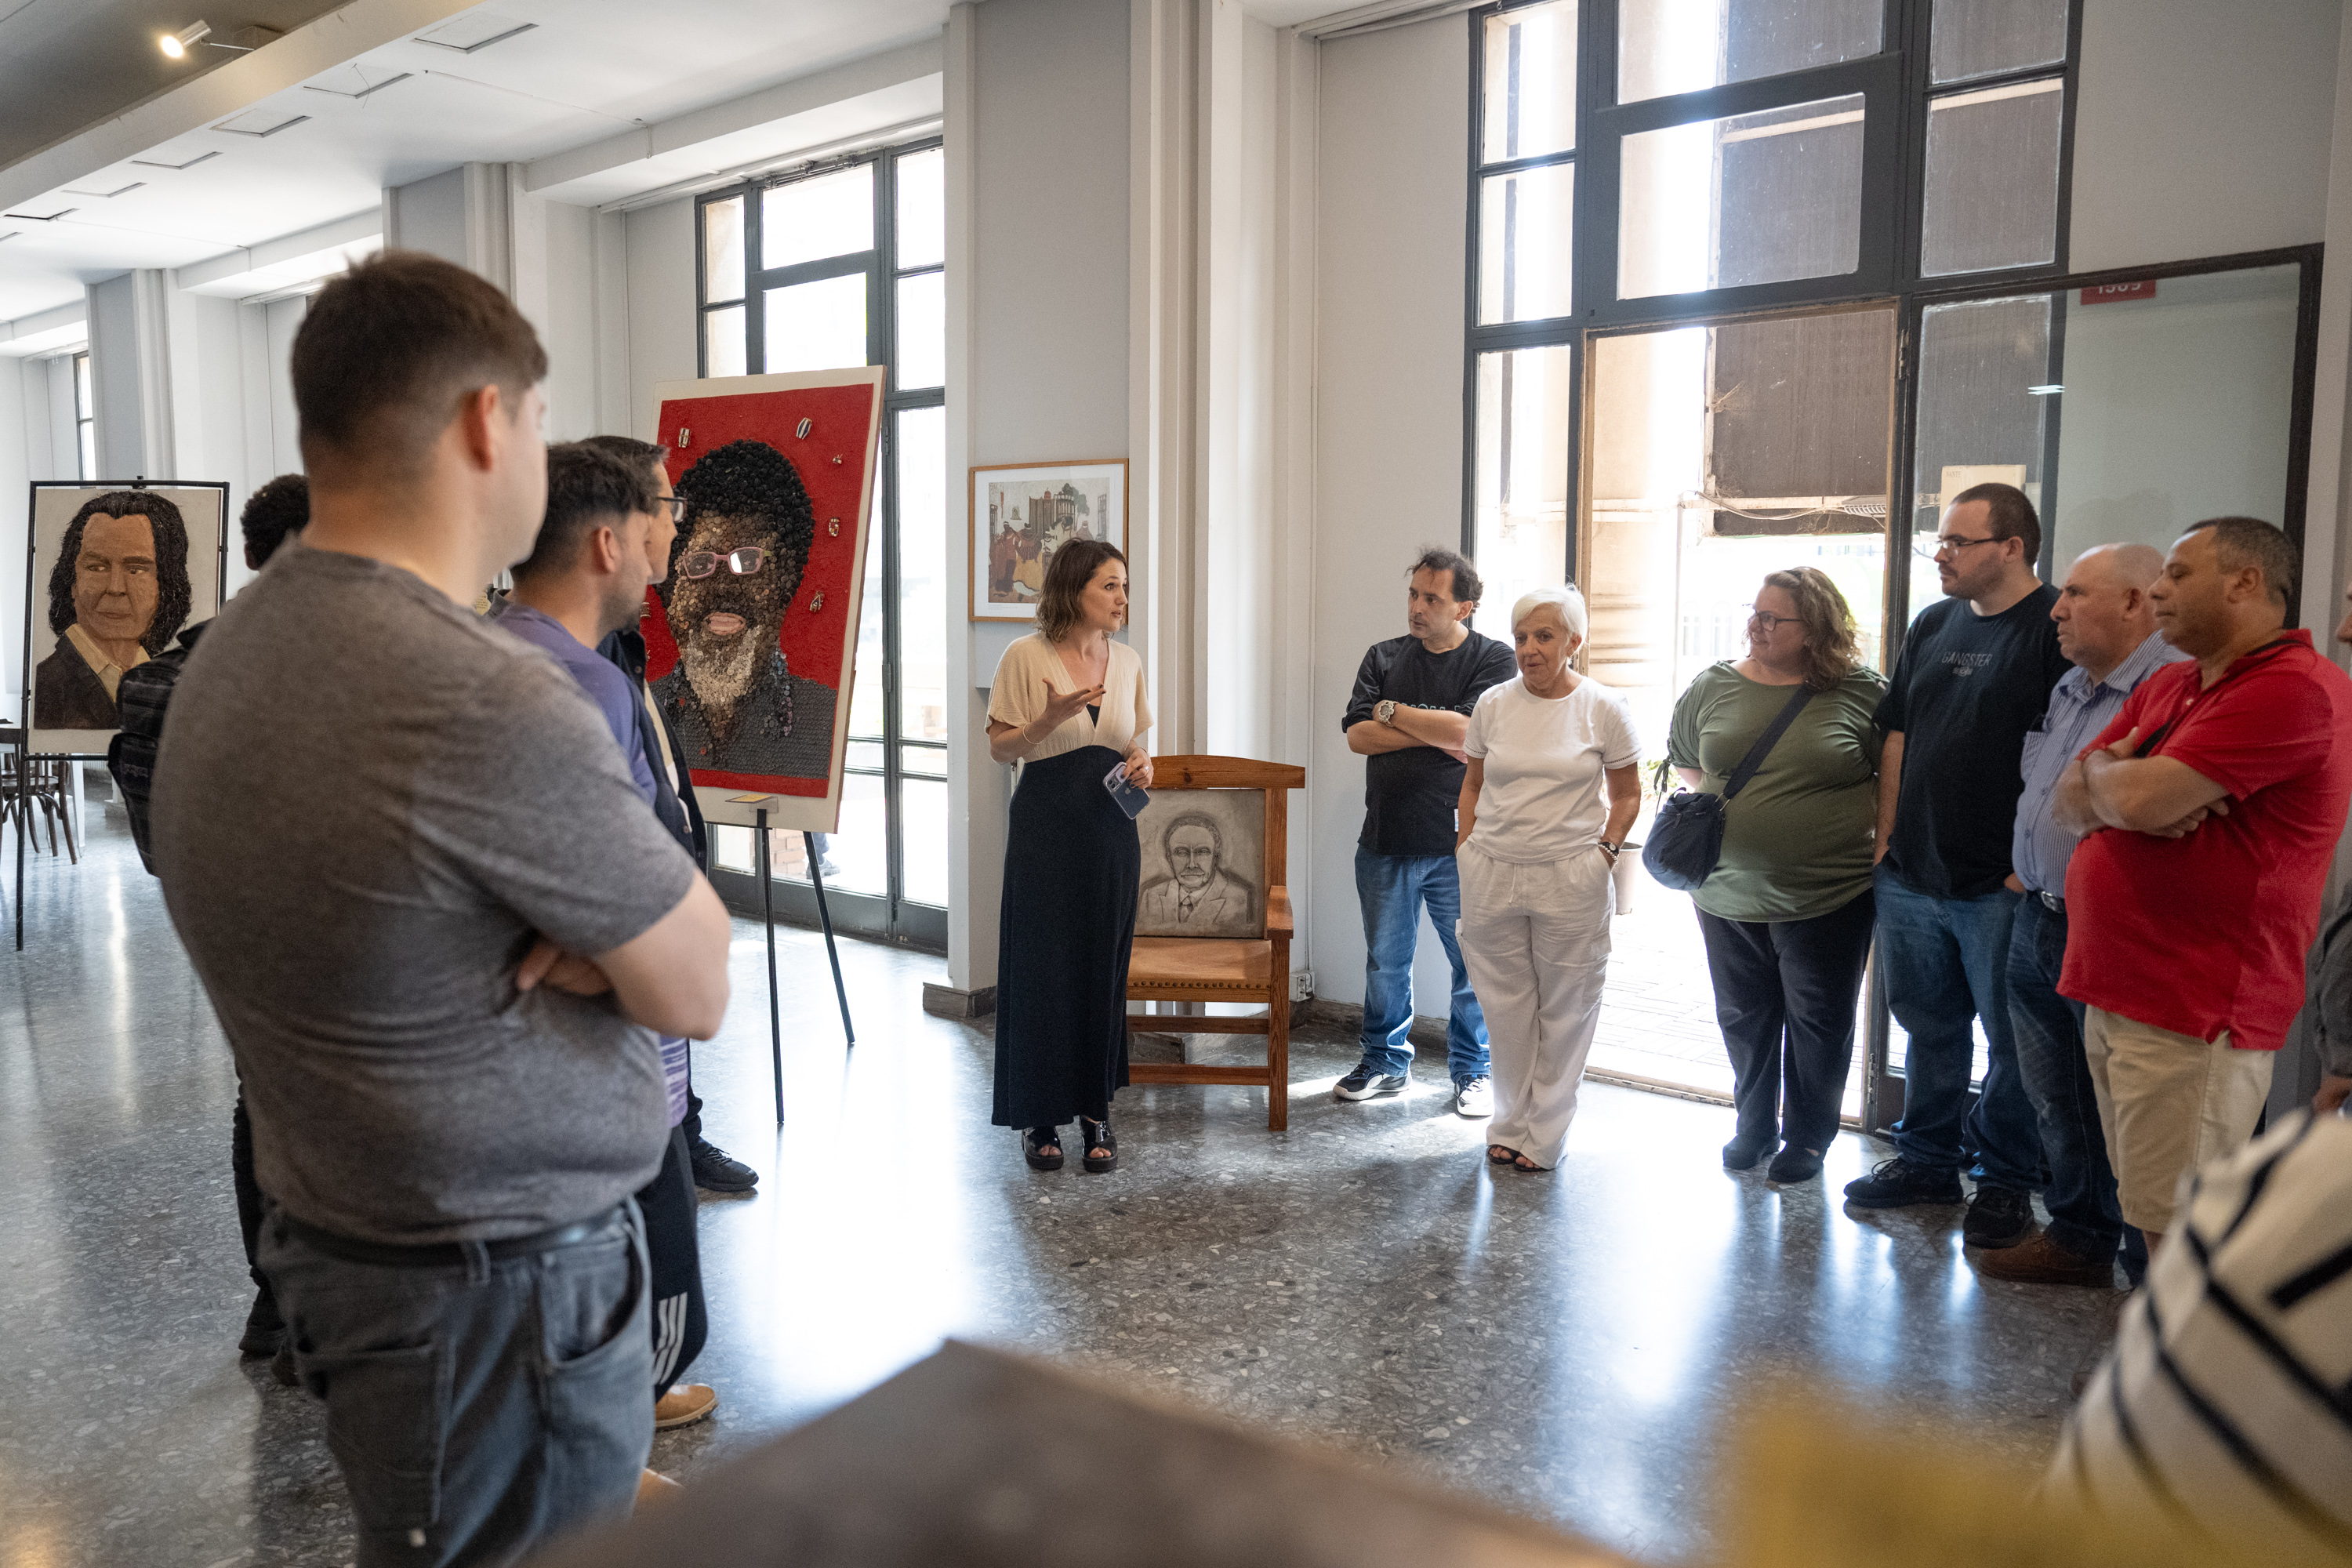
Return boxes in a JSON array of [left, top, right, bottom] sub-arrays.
[[1, 810, 2122, 1566]]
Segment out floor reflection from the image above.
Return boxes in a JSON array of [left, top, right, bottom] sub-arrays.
[[1, 813, 2120, 1566]]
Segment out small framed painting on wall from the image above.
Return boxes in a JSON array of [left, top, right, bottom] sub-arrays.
[[969, 459, 1128, 622]]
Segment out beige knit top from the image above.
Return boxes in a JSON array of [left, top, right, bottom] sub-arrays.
[[987, 632, 1152, 764]]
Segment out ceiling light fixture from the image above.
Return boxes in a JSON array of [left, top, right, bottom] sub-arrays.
[[160, 20, 280, 57], [2026, 384, 2064, 396]]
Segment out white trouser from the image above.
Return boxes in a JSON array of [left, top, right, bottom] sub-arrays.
[[1456, 840, 1613, 1169]]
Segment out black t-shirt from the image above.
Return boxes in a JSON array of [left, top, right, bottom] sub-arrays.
[[1344, 630, 1519, 856], [1875, 584, 2071, 898]]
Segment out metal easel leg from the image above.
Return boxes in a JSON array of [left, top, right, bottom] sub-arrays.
[[757, 808, 784, 1126], [804, 832, 855, 1048]]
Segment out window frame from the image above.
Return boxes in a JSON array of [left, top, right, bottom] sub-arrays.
[[692, 136, 949, 949], [71, 349, 94, 481], [1463, 0, 2091, 574]]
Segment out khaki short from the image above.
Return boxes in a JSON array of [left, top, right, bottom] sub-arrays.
[[2082, 1006, 2274, 1235]]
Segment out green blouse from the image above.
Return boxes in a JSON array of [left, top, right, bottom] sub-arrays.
[[1664, 662, 1886, 924]]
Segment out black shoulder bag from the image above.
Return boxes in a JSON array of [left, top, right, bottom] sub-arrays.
[[1642, 684, 1813, 893]]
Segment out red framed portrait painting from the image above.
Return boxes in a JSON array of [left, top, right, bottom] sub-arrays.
[[644, 368, 885, 833]]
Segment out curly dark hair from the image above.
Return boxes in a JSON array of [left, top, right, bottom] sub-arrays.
[[240, 474, 309, 568], [48, 489, 192, 655], [655, 439, 815, 607]]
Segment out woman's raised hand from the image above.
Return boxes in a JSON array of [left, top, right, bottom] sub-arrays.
[[1039, 681, 1106, 731]]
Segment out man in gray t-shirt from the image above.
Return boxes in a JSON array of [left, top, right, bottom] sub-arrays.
[[160, 539, 694, 1243], [154, 252, 731, 1568]]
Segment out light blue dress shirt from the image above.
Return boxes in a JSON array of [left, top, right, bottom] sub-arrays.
[[2011, 630, 2190, 896]]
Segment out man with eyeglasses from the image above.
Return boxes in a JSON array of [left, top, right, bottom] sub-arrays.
[[651, 438, 836, 783], [580, 436, 764, 1200], [1845, 482, 2070, 1247]]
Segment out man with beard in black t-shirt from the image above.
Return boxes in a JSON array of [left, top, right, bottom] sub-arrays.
[[1337, 549, 1518, 1116], [1846, 482, 2069, 1249]]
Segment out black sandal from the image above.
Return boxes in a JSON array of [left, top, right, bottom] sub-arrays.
[[1078, 1115, 1118, 1174], [1022, 1126, 1064, 1171]]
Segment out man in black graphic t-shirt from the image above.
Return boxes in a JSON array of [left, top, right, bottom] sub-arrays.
[[1846, 482, 2071, 1243], [1337, 549, 1518, 1116]]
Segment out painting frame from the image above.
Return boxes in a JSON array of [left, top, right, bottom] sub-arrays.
[[647, 368, 887, 833], [18, 480, 230, 756], [968, 458, 1129, 622]]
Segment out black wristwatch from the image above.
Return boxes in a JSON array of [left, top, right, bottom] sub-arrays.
[[1598, 840, 1621, 858]]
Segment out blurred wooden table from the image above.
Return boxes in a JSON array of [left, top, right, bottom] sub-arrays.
[[528, 1340, 1628, 1568]]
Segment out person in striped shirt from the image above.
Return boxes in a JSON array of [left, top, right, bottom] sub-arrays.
[[2043, 1105, 2351, 1561]]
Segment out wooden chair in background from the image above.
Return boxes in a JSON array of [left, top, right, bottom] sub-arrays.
[[1123, 755, 1305, 1131]]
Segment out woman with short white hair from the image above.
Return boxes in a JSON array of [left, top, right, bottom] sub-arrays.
[[1456, 585, 1641, 1171]]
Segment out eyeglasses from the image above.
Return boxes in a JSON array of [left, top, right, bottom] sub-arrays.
[[657, 495, 687, 523], [678, 546, 768, 579], [1748, 607, 1799, 632], [1916, 533, 2005, 561]]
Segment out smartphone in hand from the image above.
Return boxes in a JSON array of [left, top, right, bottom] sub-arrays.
[[1103, 760, 1152, 818]]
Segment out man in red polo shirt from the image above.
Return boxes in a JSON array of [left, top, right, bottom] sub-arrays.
[[2055, 517, 2352, 1254]]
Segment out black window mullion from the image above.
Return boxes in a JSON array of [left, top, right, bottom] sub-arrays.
[[755, 250, 878, 291], [743, 179, 765, 373]]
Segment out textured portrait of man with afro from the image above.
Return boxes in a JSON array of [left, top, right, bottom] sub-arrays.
[[652, 438, 837, 780], [34, 489, 194, 731]]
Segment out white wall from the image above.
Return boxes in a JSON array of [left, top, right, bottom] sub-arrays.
[[0, 359, 31, 703], [625, 198, 697, 445], [85, 275, 142, 481], [1307, 14, 1468, 1014], [538, 198, 601, 442], [946, 0, 1134, 991], [2071, 0, 2341, 273]]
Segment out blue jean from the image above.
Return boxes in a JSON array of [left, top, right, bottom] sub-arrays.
[[1356, 847, 1489, 1085], [262, 1203, 652, 1566], [2005, 896, 2128, 1258], [1875, 865, 2045, 1189]]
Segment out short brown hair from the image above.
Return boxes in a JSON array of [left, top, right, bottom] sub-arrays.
[[2187, 515, 2299, 607], [1761, 567, 1862, 691], [1949, 481, 2041, 564], [292, 250, 547, 483], [1036, 539, 1127, 641], [515, 443, 658, 583]]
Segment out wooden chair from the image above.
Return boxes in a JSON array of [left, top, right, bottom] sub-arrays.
[[1124, 755, 1305, 1130]]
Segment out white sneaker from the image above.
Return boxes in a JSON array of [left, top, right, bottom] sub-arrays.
[[1454, 1077, 1492, 1118]]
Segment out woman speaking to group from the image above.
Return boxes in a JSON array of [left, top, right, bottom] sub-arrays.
[[985, 539, 1153, 1175], [1664, 568, 1882, 1185], [1457, 586, 1641, 1172]]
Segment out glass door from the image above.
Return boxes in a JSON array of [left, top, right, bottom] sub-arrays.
[[1580, 303, 1898, 1119], [699, 141, 949, 948]]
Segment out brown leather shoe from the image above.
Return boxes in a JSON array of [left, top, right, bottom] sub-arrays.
[[655, 1383, 717, 1429], [1973, 1230, 2116, 1287]]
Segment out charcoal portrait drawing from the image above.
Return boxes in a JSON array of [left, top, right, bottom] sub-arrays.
[[1135, 795, 1263, 939]]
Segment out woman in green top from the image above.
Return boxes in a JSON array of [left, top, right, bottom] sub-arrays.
[[1665, 568, 1885, 1185]]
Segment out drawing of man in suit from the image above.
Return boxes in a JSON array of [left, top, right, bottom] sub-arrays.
[[1139, 811, 1257, 934]]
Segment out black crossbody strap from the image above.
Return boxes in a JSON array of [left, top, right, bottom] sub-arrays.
[[1722, 685, 1814, 801]]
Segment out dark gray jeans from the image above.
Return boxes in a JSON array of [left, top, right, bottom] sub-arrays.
[[260, 1202, 652, 1567]]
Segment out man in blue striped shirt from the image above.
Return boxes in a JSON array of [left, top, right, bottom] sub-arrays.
[[1980, 542, 2187, 1287]]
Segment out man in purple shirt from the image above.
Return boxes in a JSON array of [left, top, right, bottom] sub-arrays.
[[495, 441, 719, 1479]]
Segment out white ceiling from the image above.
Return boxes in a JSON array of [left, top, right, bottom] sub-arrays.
[[0, 0, 1401, 326], [0, 0, 954, 324]]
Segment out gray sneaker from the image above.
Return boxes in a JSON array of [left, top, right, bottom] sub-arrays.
[[1334, 1064, 1408, 1101], [1453, 1076, 1493, 1118]]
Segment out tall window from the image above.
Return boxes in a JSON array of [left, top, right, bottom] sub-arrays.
[[694, 140, 949, 948], [1468, 1, 2322, 1126], [72, 350, 94, 480]]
